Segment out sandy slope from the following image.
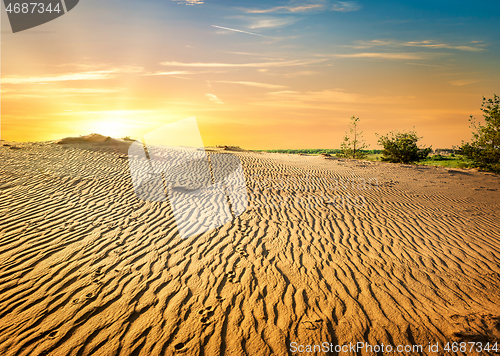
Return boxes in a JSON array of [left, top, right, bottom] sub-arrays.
[[0, 139, 499, 356]]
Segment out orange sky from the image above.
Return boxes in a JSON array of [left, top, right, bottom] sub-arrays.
[[1, 0, 499, 149]]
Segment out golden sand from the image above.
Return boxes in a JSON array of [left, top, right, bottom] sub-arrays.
[[0, 138, 499, 355]]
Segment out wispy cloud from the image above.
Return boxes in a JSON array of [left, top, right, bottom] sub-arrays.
[[223, 15, 298, 31], [247, 18, 297, 29], [2, 71, 114, 84], [2, 67, 143, 85], [244, 1, 360, 14], [330, 1, 361, 12], [331, 53, 424, 60], [449, 80, 478, 86], [2, 87, 122, 97], [283, 70, 319, 77], [268, 89, 360, 102], [205, 93, 224, 104], [350, 39, 485, 52], [145, 70, 229, 77], [406, 40, 484, 52], [406, 62, 443, 68], [174, 0, 203, 5], [246, 4, 324, 13], [215, 81, 287, 89], [144, 71, 195, 76], [211, 25, 266, 37], [252, 89, 414, 111], [160, 59, 325, 68], [62, 110, 154, 115]]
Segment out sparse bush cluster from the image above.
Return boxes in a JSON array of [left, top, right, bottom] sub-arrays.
[[259, 95, 499, 172], [337, 116, 432, 163], [459, 95, 500, 173], [258, 149, 382, 155]]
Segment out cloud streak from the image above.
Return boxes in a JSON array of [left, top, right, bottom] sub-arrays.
[[244, 1, 360, 14], [2, 71, 115, 84], [247, 18, 297, 29], [267, 89, 360, 102], [2, 67, 143, 85], [160, 59, 326, 68], [144, 71, 195, 76], [449, 80, 478, 86], [215, 81, 287, 89], [406, 62, 443, 68], [211, 25, 266, 37], [205, 93, 224, 104], [174, 0, 203, 5], [331, 1, 361, 12], [245, 4, 324, 13], [2, 87, 122, 98], [350, 39, 485, 52], [331, 53, 425, 60]]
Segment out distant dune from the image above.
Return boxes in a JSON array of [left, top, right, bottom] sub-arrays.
[[54, 133, 114, 144], [51, 133, 134, 156], [0, 136, 499, 355]]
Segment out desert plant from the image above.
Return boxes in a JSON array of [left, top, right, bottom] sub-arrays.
[[377, 130, 432, 164], [338, 116, 369, 159], [460, 95, 500, 172]]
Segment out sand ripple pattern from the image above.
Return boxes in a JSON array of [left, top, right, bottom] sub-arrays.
[[0, 143, 499, 355]]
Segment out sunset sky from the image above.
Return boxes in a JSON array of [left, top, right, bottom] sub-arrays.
[[1, 0, 499, 149]]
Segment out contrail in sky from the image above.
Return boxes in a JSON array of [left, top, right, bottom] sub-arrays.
[[211, 25, 266, 37]]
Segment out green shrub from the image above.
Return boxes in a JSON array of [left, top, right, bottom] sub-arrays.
[[460, 95, 500, 173], [377, 130, 432, 164]]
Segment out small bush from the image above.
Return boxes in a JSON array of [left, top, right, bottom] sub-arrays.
[[377, 130, 432, 164], [338, 116, 369, 159]]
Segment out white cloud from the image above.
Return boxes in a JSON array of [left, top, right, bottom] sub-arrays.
[[252, 89, 415, 110], [244, 1, 360, 14], [351, 39, 485, 52], [2, 87, 121, 96], [330, 1, 361, 12], [332, 53, 424, 60], [205, 93, 224, 104], [2, 66, 143, 85], [2, 71, 114, 84], [145, 71, 195, 76], [215, 81, 287, 89], [449, 80, 478, 86], [406, 62, 443, 68], [247, 17, 297, 29], [246, 4, 325, 13], [284, 70, 319, 77], [174, 0, 203, 5], [160, 59, 325, 68], [268, 89, 360, 102]]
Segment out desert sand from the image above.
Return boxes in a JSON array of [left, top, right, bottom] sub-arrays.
[[0, 135, 499, 356]]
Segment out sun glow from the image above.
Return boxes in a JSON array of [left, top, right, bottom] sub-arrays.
[[92, 120, 127, 138], [80, 110, 145, 138]]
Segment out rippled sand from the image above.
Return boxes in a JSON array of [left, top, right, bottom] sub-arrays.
[[0, 138, 499, 356]]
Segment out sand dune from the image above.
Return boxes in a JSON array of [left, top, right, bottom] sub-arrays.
[[0, 138, 499, 355]]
